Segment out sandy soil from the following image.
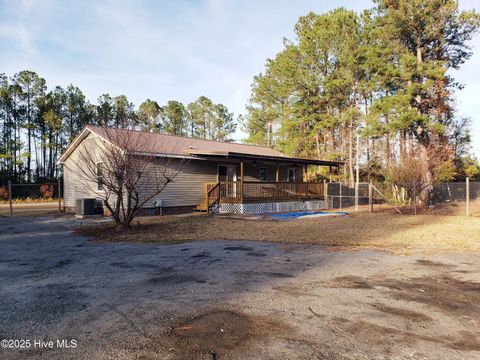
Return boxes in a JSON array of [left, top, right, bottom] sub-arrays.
[[79, 212, 480, 255], [1, 214, 479, 360]]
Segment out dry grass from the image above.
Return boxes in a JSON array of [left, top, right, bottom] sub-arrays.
[[0, 203, 61, 217], [0, 197, 58, 204], [76, 212, 480, 255]]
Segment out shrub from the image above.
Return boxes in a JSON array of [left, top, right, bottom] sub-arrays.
[[0, 186, 8, 201], [39, 183, 54, 198]]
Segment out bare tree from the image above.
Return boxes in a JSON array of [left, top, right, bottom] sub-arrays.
[[386, 144, 454, 214], [72, 127, 185, 228]]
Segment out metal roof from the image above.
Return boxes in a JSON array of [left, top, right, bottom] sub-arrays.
[[58, 125, 343, 167]]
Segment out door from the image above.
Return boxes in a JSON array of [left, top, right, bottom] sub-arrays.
[[287, 167, 297, 182], [218, 165, 237, 197]]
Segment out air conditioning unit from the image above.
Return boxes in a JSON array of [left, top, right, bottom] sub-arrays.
[[75, 198, 96, 216], [95, 198, 104, 214]]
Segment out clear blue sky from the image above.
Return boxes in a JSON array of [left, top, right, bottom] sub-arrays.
[[0, 0, 478, 157]]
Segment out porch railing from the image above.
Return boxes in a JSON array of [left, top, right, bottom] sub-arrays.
[[217, 181, 325, 203]]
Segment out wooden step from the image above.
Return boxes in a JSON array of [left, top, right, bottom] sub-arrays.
[[195, 197, 208, 211]]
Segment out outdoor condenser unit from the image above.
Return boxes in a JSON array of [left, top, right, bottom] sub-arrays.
[[75, 198, 96, 216]]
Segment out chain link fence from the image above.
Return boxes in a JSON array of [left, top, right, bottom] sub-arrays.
[[325, 180, 479, 216], [326, 182, 382, 210], [0, 181, 63, 216], [430, 180, 479, 216]]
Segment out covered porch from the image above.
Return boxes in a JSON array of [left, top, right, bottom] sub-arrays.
[[191, 151, 342, 214]]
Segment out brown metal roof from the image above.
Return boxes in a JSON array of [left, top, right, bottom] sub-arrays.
[[58, 125, 343, 166], [88, 125, 286, 157]]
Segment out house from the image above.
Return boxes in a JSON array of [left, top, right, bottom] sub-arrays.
[[58, 125, 342, 215]]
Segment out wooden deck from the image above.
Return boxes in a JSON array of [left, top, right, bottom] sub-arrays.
[[196, 181, 326, 212]]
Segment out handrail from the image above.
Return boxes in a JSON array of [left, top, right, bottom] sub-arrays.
[[206, 182, 221, 214], [242, 181, 320, 184]]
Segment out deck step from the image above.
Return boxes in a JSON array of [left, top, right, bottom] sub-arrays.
[[195, 197, 208, 211]]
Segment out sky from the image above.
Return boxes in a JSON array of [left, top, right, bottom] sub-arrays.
[[0, 0, 479, 158]]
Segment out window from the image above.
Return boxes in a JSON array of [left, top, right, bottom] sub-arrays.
[[96, 163, 104, 190], [259, 167, 267, 181], [218, 165, 227, 179]]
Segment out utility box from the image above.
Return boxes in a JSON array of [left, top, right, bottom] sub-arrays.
[[75, 198, 96, 216]]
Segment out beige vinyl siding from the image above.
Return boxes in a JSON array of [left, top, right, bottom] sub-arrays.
[[63, 133, 106, 207], [243, 163, 304, 182], [145, 159, 217, 207], [64, 137, 218, 208], [62, 131, 306, 210], [244, 163, 276, 182]]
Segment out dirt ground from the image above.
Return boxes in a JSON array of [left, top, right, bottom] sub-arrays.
[[1, 213, 480, 360], [79, 212, 480, 255]]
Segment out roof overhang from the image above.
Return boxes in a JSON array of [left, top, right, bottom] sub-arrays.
[[57, 126, 126, 164], [188, 151, 343, 166], [57, 127, 92, 164], [57, 125, 343, 167]]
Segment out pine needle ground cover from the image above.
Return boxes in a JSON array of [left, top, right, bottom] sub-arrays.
[[77, 212, 480, 255]]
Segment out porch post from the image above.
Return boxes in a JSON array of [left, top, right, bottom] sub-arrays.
[[303, 164, 307, 197], [329, 166, 332, 182], [240, 160, 244, 203], [8, 180, 12, 216], [275, 162, 279, 182]]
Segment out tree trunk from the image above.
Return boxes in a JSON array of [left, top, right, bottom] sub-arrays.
[[385, 115, 391, 166], [385, 134, 391, 166], [330, 127, 335, 154], [408, 129, 414, 157], [27, 124, 31, 182], [348, 119, 354, 187], [399, 130, 406, 164], [315, 133, 321, 160]]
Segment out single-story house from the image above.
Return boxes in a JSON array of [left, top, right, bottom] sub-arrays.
[[58, 125, 343, 215]]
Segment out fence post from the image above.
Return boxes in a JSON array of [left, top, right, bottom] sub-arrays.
[[58, 181, 62, 213], [8, 180, 13, 216], [466, 177, 470, 217], [355, 181, 359, 212], [413, 177, 417, 215], [368, 180, 373, 213], [323, 180, 330, 209], [323, 179, 328, 209], [355, 133, 360, 212], [339, 182, 342, 210]]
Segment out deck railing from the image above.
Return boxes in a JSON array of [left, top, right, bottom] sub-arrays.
[[217, 181, 325, 203]]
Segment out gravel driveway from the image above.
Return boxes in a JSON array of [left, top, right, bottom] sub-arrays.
[[1, 215, 479, 359]]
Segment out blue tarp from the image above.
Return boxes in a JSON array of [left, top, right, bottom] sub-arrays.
[[258, 211, 348, 219]]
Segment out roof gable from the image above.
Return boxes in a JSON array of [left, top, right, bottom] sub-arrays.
[[58, 125, 286, 163]]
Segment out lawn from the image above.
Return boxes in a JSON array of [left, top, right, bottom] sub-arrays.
[[77, 212, 480, 254]]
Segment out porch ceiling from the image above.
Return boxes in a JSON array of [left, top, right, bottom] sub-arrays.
[[188, 151, 343, 167]]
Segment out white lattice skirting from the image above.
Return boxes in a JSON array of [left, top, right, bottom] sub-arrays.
[[215, 200, 328, 214]]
